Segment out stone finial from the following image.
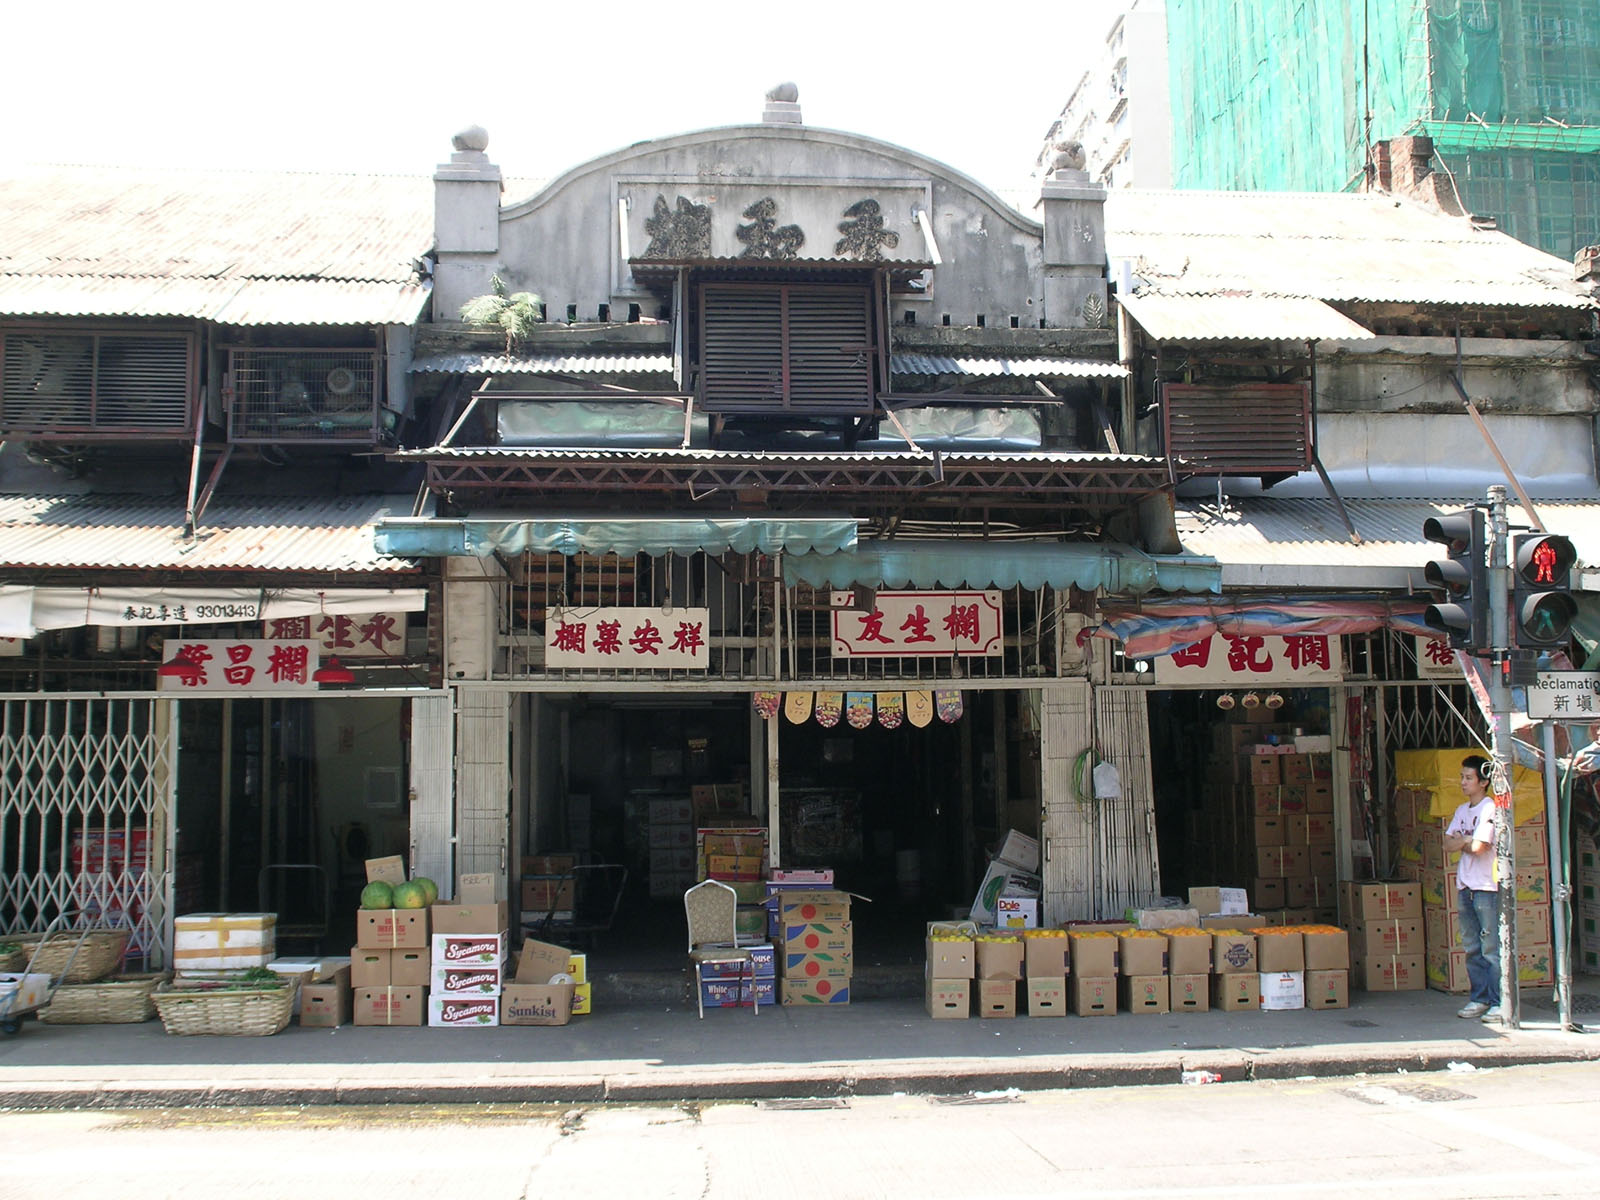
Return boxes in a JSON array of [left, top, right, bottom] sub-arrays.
[[1050, 139, 1087, 174], [763, 82, 802, 125], [452, 125, 490, 153]]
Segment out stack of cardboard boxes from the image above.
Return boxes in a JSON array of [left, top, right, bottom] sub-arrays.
[[926, 923, 977, 1018], [646, 796, 695, 900], [427, 873, 509, 1028], [698, 825, 769, 939], [775, 889, 852, 1005], [1066, 929, 1117, 1016], [970, 831, 1042, 925], [1342, 880, 1425, 992], [972, 933, 1025, 1017], [351, 859, 429, 1026], [520, 854, 576, 925]]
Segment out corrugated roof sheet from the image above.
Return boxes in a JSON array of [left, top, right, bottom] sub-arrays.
[[1116, 293, 1375, 343], [0, 166, 434, 325], [410, 352, 675, 375], [890, 355, 1128, 378], [0, 493, 419, 573], [405, 445, 1160, 468], [1106, 189, 1595, 312]]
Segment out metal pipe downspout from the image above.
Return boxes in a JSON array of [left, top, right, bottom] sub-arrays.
[[1541, 720, 1574, 1028]]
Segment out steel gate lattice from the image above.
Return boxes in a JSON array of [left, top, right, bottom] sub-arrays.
[[0, 697, 174, 966]]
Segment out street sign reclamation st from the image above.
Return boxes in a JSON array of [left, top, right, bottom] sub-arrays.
[[1526, 671, 1600, 720]]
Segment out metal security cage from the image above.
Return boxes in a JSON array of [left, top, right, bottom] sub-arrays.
[[225, 347, 387, 444]]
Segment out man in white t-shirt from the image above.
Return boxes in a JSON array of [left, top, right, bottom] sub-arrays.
[[1444, 755, 1500, 1021]]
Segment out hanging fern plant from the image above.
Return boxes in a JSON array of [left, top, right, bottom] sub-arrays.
[[459, 274, 542, 354]]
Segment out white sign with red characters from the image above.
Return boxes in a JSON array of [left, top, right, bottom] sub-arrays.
[[1415, 635, 1464, 679], [156, 639, 320, 692], [1154, 632, 1343, 685], [831, 590, 1004, 659], [264, 612, 406, 658], [545, 607, 712, 669]]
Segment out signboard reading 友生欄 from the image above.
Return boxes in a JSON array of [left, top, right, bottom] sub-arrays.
[[545, 607, 711, 669], [156, 640, 320, 692], [1154, 633, 1342, 686], [831, 591, 1003, 658]]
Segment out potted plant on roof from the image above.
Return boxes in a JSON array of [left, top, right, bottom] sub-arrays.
[[459, 273, 542, 354]]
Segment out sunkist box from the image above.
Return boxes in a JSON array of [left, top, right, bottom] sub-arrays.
[[501, 982, 575, 1026]]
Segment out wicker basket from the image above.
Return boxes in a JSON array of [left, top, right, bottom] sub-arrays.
[[11, 929, 130, 984], [152, 982, 293, 1037], [39, 972, 166, 1025], [0, 946, 23, 972]]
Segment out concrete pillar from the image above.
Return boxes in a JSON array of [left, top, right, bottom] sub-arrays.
[[433, 125, 503, 319], [1040, 152, 1108, 329]]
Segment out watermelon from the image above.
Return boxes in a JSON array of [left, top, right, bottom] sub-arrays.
[[392, 880, 427, 909], [413, 876, 439, 906], [360, 880, 395, 910]]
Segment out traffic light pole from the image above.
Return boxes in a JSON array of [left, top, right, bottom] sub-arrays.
[[1486, 486, 1519, 1026]]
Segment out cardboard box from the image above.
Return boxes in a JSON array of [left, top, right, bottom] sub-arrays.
[[774, 889, 851, 925], [1256, 845, 1309, 878], [1068, 975, 1115, 1016], [1253, 929, 1306, 973], [1518, 901, 1552, 947], [1200, 913, 1261, 931], [1212, 931, 1258, 974], [1355, 918, 1425, 958], [1355, 954, 1425, 991], [1067, 932, 1118, 977], [350, 945, 390, 988], [705, 942, 775, 978], [783, 950, 851, 981], [520, 879, 575, 914], [926, 975, 971, 1019], [1132, 906, 1201, 931], [521, 854, 577, 877], [1189, 886, 1249, 916], [431, 964, 504, 996], [1286, 876, 1336, 908], [355, 909, 428, 950], [1253, 877, 1286, 909], [1515, 822, 1549, 866], [706, 854, 765, 880], [1254, 816, 1286, 847], [992, 829, 1041, 873], [1305, 784, 1334, 814], [1342, 881, 1422, 921], [352, 985, 424, 1026], [926, 934, 976, 980], [995, 896, 1039, 929], [1259, 970, 1305, 1011], [699, 977, 776, 1008], [1279, 784, 1308, 814], [431, 901, 508, 936], [500, 981, 575, 1025], [1418, 867, 1456, 909], [1251, 786, 1282, 817], [648, 798, 693, 825], [1250, 756, 1280, 786], [1302, 927, 1350, 971], [1425, 946, 1469, 993], [976, 937, 1025, 981], [1305, 968, 1349, 1009], [172, 913, 277, 968], [1518, 945, 1554, 986], [1119, 975, 1169, 1014], [515, 939, 571, 985], [1117, 933, 1167, 976], [1022, 933, 1071, 978], [1280, 753, 1313, 785], [976, 978, 1017, 1018], [365, 856, 407, 885], [390, 948, 428, 986], [1165, 932, 1212, 975], [779, 919, 853, 956], [1285, 813, 1336, 845], [428, 995, 500, 1028], [431, 931, 506, 968], [1169, 973, 1209, 1013], [780, 976, 849, 1005], [1211, 972, 1258, 1011], [299, 965, 350, 1028], [572, 981, 592, 1015], [1516, 869, 1549, 905], [1026, 977, 1067, 1017], [970, 861, 1043, 924]]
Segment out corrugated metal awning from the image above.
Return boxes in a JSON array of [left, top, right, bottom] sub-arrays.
[[1118, 293, 1374, 342], [0, 275, 431, 326], [409, 352, 674, 375], [889, 355, 1128, 378], [374, 513, 859, 558], [783, 541, 1220, 595], [0, 493, 421, 573]]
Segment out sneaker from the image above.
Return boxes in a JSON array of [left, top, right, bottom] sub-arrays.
[[1480, 1005, 1505, 1022], [1457, 1001, 1490, 1018]]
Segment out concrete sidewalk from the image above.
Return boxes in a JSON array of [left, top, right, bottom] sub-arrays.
[[1, 986, 1597, 1109]]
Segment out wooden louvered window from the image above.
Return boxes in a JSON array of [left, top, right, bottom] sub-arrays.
[[0, 327, 196, 438], [1161, 382, 1312, 478], [697, 281, 876, 416]]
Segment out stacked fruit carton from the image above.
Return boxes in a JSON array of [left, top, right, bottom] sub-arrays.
[[351, 859, 433, 1026], [647, 796, 695, 900], [427, 873, 509, 1028], [926, 921, 977, 1018], [774, 888, 852, 1005], [1341, 879, 1425, 991]]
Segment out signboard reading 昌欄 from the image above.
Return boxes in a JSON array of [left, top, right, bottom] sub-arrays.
[[831, 591, 1003, 658], [545, 607, 711, 669], [1154, 633, 1342, 686], [156, 640, 320, 692]]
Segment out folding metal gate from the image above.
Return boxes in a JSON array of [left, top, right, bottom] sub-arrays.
[[0, 697, 175, 966]]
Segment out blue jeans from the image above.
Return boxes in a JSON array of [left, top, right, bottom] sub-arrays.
[[1457, 887, 1501, 1007]]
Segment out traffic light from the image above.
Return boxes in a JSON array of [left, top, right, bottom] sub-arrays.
[[1422, 509, 1488, 652], [1511, 531, 1576, 649]]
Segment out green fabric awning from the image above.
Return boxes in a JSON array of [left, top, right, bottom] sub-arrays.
[[783, 541, 1221, 595], [374, 514, 858, 559]]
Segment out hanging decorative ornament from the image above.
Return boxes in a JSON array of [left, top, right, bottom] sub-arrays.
[[1264, 692, 1285, 710], [784, 691, 813, 724], [876, 692, 904, 729], [814, 691, 843, 728], [1215, 693, 1236, 710], [934, 688, 964, 723], [1240, 692, 1261, 709], [752, 691, 781, 720], [845, 691, 875, 729], [905, 690, 934, 728]]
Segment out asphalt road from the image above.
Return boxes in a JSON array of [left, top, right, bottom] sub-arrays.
[[3, 1060, 1598, 1198]]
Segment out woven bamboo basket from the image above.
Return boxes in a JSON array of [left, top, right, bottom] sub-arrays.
[[152, 982, 293, 1037], [39, 972, 166, 1025], [11, 929, 130, 984], [0, 945, 23, 972]]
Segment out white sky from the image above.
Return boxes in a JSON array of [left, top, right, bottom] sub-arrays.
[[2, 1, 1099, 194]]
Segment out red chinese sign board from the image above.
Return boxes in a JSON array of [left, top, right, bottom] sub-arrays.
[[1154, 633, 1342, 685], [831, 591, 1004, 659], [1414, 635, 1463, 679], [263, 611, 406, 658], [156, 639, 321, 692], [545, 606, 712, 669]]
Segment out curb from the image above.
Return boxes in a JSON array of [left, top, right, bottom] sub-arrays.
[[2, 1043, 1596, 1110]]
